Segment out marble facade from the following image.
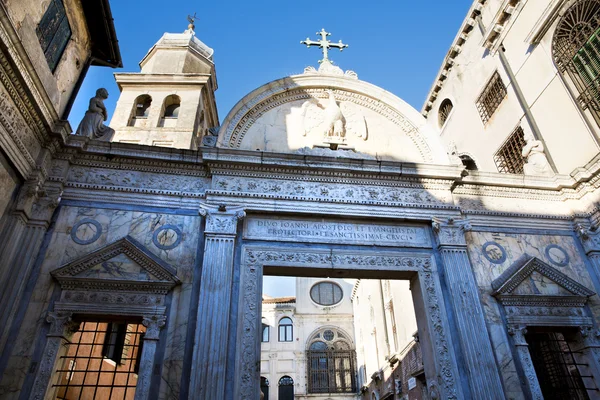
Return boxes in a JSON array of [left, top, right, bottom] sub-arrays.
[[3, 1, 600, 399]]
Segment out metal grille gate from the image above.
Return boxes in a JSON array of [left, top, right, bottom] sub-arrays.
[[307, 350, 357, 394], [526, 331, 592, 400]]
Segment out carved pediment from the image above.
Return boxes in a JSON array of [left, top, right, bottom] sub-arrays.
[[52, 236, 181, 294], [491, 255, 594, 306]]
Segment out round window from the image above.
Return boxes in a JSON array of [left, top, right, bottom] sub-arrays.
[[310, 281, 343, 306]]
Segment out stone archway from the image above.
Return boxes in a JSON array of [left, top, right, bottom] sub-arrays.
[[233, 244, 462, 400]]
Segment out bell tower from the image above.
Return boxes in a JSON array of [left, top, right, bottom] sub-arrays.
[[110, 17, 218, 149]]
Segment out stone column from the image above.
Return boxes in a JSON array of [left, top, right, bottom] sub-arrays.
[[0, 185, 60, 354], [507, 325, 543, 399], [189, 204, 245, 399], [134, 315, 167, 400], [29, 311, 80, 400], [432, 218, 505, 399]]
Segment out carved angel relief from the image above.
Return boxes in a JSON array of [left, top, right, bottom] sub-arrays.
[[293, 90, 367, 148]]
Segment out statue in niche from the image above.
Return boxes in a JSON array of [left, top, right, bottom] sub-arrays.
[[294, 89, 367, 149], [75, 88, 115, 141], [522, 137, 553, 176]]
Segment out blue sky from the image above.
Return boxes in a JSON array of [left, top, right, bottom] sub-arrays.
[[68, 0, 473, 128]]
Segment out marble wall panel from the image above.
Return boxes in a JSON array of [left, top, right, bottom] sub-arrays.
[[466, 231, 600, 400], [0, 204, 200, 398]]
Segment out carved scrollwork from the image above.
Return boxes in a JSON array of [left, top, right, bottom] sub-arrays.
[[46, 311, 80, 338], [200, 203, 245, 235], [432, 217, 471, 247]]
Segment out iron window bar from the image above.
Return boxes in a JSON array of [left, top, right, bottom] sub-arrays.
[[53, 321, 145, 400], [493, 126, 526, 174], [476, 71, 507, 124]]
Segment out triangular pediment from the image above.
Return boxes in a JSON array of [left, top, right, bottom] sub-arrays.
[[52, 236, 181, 293], [491, 255, 594, 298]]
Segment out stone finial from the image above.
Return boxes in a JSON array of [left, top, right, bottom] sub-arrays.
[[187, 13, 198, 32], [74, 88, 115, 141]]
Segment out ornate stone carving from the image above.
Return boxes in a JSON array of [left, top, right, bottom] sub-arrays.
[[491, 256, 595, 297], [431, 217, 471, 247], [295, 89, 367, 147], [67, 166, 210, 196], [210, 176, 453, 207], [222, 87, 432, 162], [46, 311, 80, 338], [142, 314, 167, 340], [199, 203, 245, 235], [236, 247, 459, 399], [52, 235, 181, 294]]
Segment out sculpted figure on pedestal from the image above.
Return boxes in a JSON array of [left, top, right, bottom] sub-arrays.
[[75, 88, 115, 140], [522, 137, 552, 176]]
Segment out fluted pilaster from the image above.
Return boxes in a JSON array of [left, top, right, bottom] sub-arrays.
[[189, 204, 245, 399], [432, 217, 505, 400]]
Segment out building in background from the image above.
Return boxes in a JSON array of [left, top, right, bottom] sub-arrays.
[[260, 278, 357, 400], [352, 279, 426, 400]]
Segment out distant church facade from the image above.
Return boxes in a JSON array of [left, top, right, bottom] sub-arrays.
[[3, 1, 600, 400]]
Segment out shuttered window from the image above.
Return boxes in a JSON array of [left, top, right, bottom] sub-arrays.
[[36, 0, 72, 72]]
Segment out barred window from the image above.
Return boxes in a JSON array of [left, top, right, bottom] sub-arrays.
[[36, 0, 72, 72], [307, 329, 357, 394], [53, 320, 145, 399], [494, 126, 526, 174], [476, 71, 507, 124]]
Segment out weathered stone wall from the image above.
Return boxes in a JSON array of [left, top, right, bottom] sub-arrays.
[[466, 231, 600, 400], [0, 204, 201, 399], [5, 0, 92, 117]]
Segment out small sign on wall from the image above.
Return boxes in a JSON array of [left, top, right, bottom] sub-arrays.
[[407, 377, 417, 390]]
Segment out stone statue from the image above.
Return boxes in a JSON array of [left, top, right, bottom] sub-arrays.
[[75, 88, 115, 141], [522, 137, 553, 176]]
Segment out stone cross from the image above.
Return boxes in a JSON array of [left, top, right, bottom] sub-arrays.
[[301, 28, 348, 64]]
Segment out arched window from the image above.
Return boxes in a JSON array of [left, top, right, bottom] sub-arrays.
[[438, 98, 453, 127], [459, 155, 478, 171], [260, 377, 269, 400], [278, 317, 293, 342], [553, 0, 600, 125], [307, 328, 357, 394], [278, 376, 294, 400], [261, 319, 270, 343], [310, 281, 343, 306], [159, 95, 181, 127], [128, 95, 152, 126]]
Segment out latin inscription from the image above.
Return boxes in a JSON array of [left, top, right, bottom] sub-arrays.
[[244, 217, 430, 247]]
